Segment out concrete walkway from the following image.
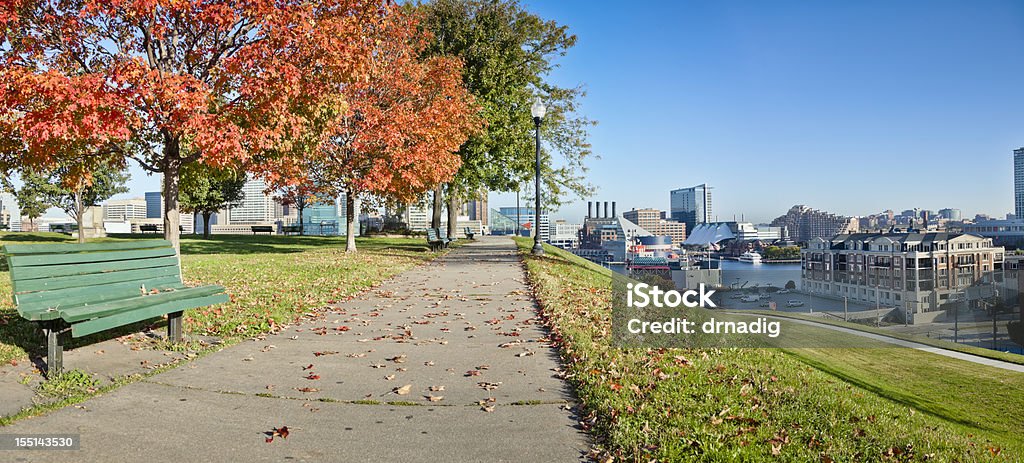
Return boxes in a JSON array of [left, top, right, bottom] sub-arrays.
[[5, 237, 589, 462]]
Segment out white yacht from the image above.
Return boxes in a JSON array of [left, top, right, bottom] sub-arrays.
[[738, 251, 763, 264]]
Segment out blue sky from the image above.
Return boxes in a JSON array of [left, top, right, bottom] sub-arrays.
[[114, 0, 1024, 224]]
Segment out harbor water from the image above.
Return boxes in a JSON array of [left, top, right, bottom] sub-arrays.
[[609, 260, 801, 289]]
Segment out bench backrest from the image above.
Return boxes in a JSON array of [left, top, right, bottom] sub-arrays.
[[2, 240, 183, 320], [426, 229, 439, 241]]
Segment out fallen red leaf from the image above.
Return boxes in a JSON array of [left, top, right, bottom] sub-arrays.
[[265, 426, 290, 443]]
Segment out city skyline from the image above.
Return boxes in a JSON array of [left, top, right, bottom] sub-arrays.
[[34, 1, 1024, 224]]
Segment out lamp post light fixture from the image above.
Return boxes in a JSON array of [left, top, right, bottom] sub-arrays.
[[530, 97, 546, 255]]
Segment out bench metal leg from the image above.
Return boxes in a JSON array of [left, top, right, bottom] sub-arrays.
[[168, 311, 184, 343], [42, 321, 64, 378]]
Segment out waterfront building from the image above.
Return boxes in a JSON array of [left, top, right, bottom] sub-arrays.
[[962, 219, 1024, 249], [622, 207, 687, 245], [802, 232, 1004, 324], [0, 192, 21, 231], [549, 220, 581, 248], [670, 184, 712, 232], [622, 208, 660, 232], [770, 205, 857, 243], [488, 208, 519, 235], [682, 221, 780, 248], [403, 201, 431, 231], [498, 207, 549, 241], [103, 198, 148, 221]]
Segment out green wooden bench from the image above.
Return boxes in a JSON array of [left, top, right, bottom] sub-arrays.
[[463, 227, 476, 240], [2, 240, 228, 376], [138, 224, 159, 233], [282, 225, 302, 235], [426, 228, 446, 251], [251, 225, 274, 235], [50, 224, 75, 235]]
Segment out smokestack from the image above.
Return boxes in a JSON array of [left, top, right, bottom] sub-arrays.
[[588, 201, 592, 219], [604, 202, 609, 218], [612, 202, 616, 218]]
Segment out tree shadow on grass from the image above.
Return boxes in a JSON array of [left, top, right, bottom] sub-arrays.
[[0, 233, 74, 243], [181, 239, 306, 256]]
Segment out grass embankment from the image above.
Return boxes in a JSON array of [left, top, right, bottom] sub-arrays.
[[747, 310, 1024, 366], [0, 233, 440, 364], [515, 238, 1020, 461]]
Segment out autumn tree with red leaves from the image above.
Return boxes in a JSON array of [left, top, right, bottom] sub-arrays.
[[0, 0, 384, 249], [292, 9, 479, 253]]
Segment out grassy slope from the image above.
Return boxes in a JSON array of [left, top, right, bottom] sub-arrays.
[[746, 310, 1024, 366], [516, 238, 1018, 462], [0, 233, 439, 363]]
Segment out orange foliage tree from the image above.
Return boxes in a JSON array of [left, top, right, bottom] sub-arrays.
[[0, 0, 384, 248], [265, 8, 479, 252]]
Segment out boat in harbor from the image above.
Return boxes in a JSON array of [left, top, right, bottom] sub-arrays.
[[738, 251, 763, 264]]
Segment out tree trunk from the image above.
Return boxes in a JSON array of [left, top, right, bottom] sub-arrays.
[[202, 212, 212, 239], [74, 188, 85, 244], [346, 187, 358, 253], [162, 139, 182, 252], [446, 186, 459, 239], [298, 204, 304, 236], [431, 184, 442, 229]]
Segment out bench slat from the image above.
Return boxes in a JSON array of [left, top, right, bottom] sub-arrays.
[[60, 285, 226, 323], [2, 240, 172, 256], [16, 276, 186, 321], [8, 246, 176, 268], [71, 292, 229, 338], [11, 255, 181, 281], [14, 265, 181, 294]]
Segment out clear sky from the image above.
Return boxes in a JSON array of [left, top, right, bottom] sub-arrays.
[[111, 0, 1024, 224]]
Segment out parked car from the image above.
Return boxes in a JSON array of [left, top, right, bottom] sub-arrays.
[[786, 300, 804, 307], [759, 301, 771, 308], [777, 289, 791, 294], [741, 295, 760, 303]]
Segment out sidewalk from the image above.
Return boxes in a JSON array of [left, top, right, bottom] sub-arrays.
[[4, 237, 589, 462]]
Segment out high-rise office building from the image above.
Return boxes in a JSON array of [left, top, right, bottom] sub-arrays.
[[227, 176, 277, 224], [145, 191, 163, 219], [670, 184, 712, 232], [1015, 148, 1024, 219]]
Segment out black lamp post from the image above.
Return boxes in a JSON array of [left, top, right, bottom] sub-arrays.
[[530, 97, 546, 255]]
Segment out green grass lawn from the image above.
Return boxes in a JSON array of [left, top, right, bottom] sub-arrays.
[[747, 310, 1024, 366], [516, 238, 1020, 462], [0, 232, 439, 364]]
